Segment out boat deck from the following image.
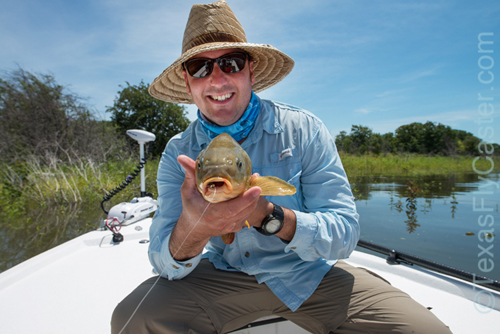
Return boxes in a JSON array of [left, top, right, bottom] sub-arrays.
[[0, 218, 498, 333]]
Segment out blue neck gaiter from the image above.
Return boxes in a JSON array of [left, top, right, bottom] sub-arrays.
[[197, 91, 260, 142]]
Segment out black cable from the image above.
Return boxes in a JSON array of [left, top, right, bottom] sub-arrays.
[[100, 142, 153, 214]]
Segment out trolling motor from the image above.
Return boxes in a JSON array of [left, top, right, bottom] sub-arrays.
[[101, 129, 158, 243]]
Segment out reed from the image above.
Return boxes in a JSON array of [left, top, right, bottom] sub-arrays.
[[1, 152, 498, 271], [1, 153, 497, 227], [0, 157, 160, 228], [339, 153, 499, 177], [2, 154, 497, 210]]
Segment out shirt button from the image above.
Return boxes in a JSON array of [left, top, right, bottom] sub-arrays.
[[291, 247, 296, 250], [172, 265, 179, 269], [244, 252, 250, 258], [186, 263, 192, 268]]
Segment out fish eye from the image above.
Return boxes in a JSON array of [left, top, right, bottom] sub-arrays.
[[197, 161, 201, 169], [236, 158, 243, 169]]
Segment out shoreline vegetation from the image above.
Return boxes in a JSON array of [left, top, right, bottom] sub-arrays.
[[1, 154, 498, 221], [1, 69, 499, 271], [2, 154, 498, 272], [2, 69, 498, 228], [340, 153, 499, 177]]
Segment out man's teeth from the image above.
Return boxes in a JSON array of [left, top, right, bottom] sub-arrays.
[[211, 93, 232, 101]]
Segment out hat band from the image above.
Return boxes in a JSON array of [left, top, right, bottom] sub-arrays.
[[183, 32, 245, 53]]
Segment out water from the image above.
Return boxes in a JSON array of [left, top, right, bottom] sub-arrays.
[[352, 173, 499, 281], [1, 173, 499, 282], [0, 201, 104, 273]]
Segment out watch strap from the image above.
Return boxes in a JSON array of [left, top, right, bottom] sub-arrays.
[[255, 204, 284, 236]]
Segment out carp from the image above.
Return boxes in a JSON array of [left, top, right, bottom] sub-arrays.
[[195, 133, 296, 244]]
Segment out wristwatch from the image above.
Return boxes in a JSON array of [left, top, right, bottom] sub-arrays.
[[255, 204, 284, 236]]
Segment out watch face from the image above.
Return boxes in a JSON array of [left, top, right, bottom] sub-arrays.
[[266, 219, 282, 234]]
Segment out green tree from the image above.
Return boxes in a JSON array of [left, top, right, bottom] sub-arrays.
[[351, 125, 372, 147], [107, 81, 190, 157], [395, 123, 424, 153], [0, 68, 124, 163], [335, 122, 489, 156], [395, 121, 482, 156], [335, 131, 352, 153], [370, 133, 382, 155], [460, 134, 481, 155], [421, 121, 439, 154], [422, 122, 457, 155], [381, 132, 397, 154], [350, 125, 373, 155], [336, 126, 384, 155]]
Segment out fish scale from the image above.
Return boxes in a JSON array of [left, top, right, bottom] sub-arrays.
[[195, 133, 296, 244]]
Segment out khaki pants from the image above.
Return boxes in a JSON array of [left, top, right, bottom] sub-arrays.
[[112, 259, 452, 334]]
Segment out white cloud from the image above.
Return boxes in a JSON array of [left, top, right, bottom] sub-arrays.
[[375, 88, 408, 99], [354, 108, 372, 114], [2, 0, 500, 140], [398, 65, 442, 84]]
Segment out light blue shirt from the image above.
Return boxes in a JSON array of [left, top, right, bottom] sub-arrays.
[[149, 96, 360, 311]]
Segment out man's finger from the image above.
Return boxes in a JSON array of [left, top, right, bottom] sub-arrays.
[[229, 186, 261, 217], [177, 155, 204, 205], [244, 186, 262, 200], [177, 155, 196, 181]]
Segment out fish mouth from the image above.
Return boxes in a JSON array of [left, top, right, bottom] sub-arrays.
[[202, 177, 233, 197]]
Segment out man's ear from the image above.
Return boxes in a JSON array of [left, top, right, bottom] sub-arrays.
[[183, 70, 192, 95], [249, 61, 256, 86]]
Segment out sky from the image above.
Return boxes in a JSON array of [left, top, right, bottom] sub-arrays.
[[1, 0, 499, 144]]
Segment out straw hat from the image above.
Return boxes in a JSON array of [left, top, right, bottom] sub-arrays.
[[148, 0, 294, 104]]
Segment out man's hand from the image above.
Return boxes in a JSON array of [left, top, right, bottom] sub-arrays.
[[169, 155, 262, 261], [245, 173, 297, 241]]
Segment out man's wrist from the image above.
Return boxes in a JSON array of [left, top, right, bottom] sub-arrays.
[[275, 207, 297, 241], [256, 203, 285, 236], [258, 201, 275, 228], [248, 198, 273, 228], [170, 214, 210, 261]]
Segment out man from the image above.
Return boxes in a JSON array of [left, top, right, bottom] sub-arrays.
[[112, 1, 452, 333]]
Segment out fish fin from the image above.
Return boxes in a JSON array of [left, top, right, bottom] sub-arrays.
[[250, 176, 296, 196], [222, 233, 235, 244]]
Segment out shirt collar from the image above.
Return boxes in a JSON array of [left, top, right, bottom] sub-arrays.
[[191, 95, 284, 151]]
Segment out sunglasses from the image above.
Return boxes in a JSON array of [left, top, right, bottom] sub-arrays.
[[183, 52, 249, 78]]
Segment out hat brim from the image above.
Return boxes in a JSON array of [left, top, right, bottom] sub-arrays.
[[148, 42, 294, 104]]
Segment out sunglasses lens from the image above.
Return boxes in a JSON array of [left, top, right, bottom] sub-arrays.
[[185, 59, 212, 78], [185, 53, 248, 78], [218, 53, 247, 74]]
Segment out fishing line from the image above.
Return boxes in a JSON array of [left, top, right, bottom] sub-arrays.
[[118, 188, 216, 334]]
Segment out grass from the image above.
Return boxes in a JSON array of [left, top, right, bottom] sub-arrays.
[[1, 153, 498, 230], [339, 153, 500, 178], [1, 153, 498, 272], [0, 156, 160, 230], [2, 153, 498, 211], [0, 156, 162, 271]]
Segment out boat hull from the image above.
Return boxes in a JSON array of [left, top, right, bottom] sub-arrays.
[[0, 218, 498, 334]]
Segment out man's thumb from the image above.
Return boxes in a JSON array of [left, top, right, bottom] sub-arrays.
[[177, 155, 196, 182]]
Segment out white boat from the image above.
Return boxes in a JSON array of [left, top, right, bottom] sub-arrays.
[[1, 130, 499, 333], [0, 214, 499, 334]]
